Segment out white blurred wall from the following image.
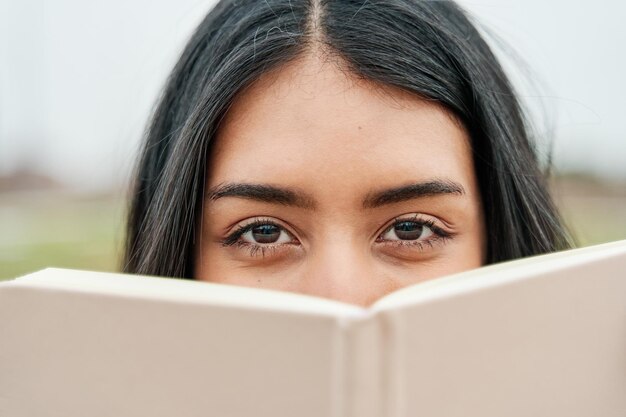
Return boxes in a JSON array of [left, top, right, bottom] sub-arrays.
[[1, 0, 625, 191], [0, 0, 211, 191]]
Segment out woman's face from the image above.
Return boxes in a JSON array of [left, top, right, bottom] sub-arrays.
[[195, 53, 486, 307]]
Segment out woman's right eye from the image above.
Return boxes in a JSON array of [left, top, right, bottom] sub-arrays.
[[220, 218, 297, 249], [240, 223, 293, 244]]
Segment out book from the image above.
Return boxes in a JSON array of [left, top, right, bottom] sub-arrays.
[[1, 239, 625, 417]]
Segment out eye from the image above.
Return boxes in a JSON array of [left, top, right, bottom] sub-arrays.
[[240, 223, 293, 244], [219, 218, 300, 258], [381, 220, 434, 241], [375, 214, 453, 253]]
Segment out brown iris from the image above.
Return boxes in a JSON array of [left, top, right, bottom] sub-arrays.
[[251, 224, 281, 243], [394, 221, 423, 240]]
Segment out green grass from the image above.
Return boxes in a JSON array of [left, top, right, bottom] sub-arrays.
[[0, 193, 125, 280], [560, 202, 626, 247], [550, 176, 626, 247]]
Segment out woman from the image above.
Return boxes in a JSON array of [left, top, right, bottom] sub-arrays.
[[123, 0, 573, 306]]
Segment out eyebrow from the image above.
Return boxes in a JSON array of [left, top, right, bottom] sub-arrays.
[[362, 179, 465, 208], [206, 179, 465, 210], [206, 183, 316, 209]]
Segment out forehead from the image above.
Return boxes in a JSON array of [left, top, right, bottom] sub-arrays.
[[209, 53, 476, 201]]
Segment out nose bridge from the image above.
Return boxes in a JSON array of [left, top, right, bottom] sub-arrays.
[[300, 234, 380, 307]]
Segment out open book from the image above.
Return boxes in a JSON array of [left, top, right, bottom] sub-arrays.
[[1, 240, 625, 417]]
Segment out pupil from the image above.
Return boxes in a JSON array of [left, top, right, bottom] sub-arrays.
[[251, 224, 280, 243], [394, 221, 423, 240]]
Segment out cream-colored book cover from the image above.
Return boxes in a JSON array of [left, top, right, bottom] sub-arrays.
[[1, 240, 625, 417]]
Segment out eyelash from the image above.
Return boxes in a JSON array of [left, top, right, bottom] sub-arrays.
[[377, 214, 453, 251], [220, 215, 454, 258], [220, 218, 292, 258]]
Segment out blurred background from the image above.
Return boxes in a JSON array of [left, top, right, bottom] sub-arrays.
[[1, 0, 625, 280]]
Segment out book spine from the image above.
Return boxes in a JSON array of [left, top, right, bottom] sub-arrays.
[[340, 316, 384, 417], [377, 309, 406, 417]]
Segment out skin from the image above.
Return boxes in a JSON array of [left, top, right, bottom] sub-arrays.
[[195, 51, 487, 307]]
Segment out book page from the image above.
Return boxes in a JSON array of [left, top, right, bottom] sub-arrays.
[[372, 239, 626, 417], [372, 239, 626, 310], [0, 268, 366, 417], [10, 267, 365, 318]]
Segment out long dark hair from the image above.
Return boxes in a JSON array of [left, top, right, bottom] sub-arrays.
[[123, 0, 573, 278]]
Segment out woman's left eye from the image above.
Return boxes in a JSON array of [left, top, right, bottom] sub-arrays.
[[380, 220, 434, 241], [377, 215, 453, 251]]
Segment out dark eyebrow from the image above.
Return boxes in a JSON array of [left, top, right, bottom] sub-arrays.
[[206, 183, 316, 209], [206, 179, 465, 210], [362, 179, 465, 209]]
